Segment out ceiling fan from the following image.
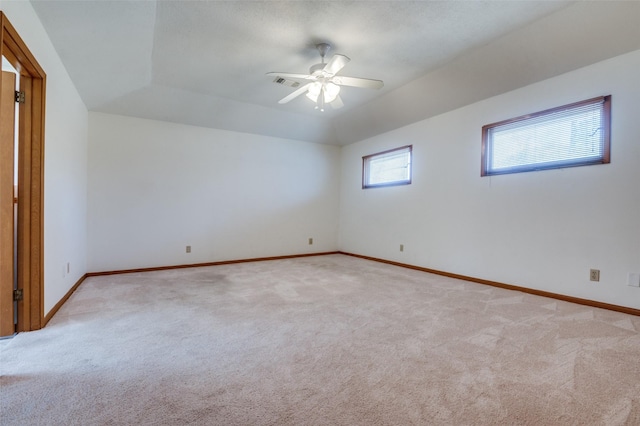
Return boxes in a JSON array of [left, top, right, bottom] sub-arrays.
[[267, 43, 384, 111]]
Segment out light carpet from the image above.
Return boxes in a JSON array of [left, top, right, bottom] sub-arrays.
[[2, 254, 640, 425]]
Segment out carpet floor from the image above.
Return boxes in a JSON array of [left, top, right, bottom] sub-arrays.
[[2, 254, 640, 425]]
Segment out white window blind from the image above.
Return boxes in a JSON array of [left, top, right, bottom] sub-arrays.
[[363, 145, 412, 188], [482, 96, 610, 176]]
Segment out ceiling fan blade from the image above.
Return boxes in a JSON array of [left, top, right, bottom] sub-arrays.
[[266, 72, 316, 81], [332, 75, 384, 90], [278, 82, 312, 104], [322, 54, 350, 76], [330, 95, 344, 109]]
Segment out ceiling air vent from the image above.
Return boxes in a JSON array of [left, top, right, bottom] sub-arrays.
[[273, 77, 300, 88]]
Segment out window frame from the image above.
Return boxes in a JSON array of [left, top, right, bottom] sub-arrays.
[[481, 95, 611, 177], [362, 145, 412, 189]]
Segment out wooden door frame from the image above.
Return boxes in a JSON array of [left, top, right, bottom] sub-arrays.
[[0, 12, 46, 332]]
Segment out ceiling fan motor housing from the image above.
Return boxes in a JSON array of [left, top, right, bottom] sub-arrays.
[[309, 63, 325, 76]]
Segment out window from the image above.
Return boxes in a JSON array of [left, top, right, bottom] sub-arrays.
[[363, 145, 412, 189], [481, 96, 611, 176]]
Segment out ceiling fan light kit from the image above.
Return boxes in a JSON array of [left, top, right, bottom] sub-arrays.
[[267, 43, 384, 112]]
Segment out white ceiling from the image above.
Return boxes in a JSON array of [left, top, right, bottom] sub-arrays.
[[30, 1, 640, 145]]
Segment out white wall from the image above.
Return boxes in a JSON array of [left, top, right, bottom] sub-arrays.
[[87, 113, 340, 272], [339, 50, 640, 309], [0, 2, 89, 315]]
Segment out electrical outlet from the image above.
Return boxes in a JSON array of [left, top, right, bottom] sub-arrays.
[[628, 273, 640, 287], [590, 269, 600, 282], [67, 262, 70, 274], [400, 244, 404, 252], [186, 245, 191, 253], [308, 238, 313, 245]]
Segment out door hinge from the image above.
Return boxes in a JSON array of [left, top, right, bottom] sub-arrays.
[[13, 289, 23, 301], [15, 91, 25, 103]]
